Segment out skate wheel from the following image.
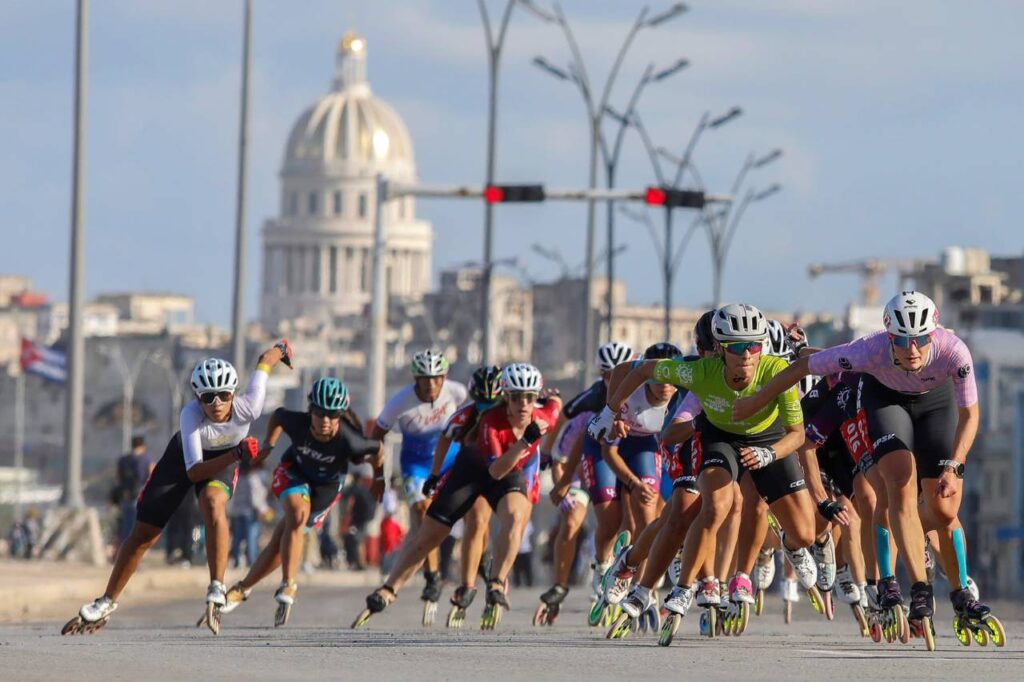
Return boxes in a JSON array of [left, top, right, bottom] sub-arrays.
[[447, 606, 466, 629], [606, 612, 631, 640], [275, 601, 292, 628], [587, 599, 606, 627], [869, 621, 882, 643], [985, 615, 1006, 648], [61, 616, 84, 636], [807, 587, 824, 614], [921, 616, 936, 652], [784, 600, 793, 625], [204, 602, 221, 636], [973, 623, 989, 647], [953, 616, 971, 647], [852, 605, 869, 637], [754, 589, 764, 616], [822, 591, 835, 621], [896, 609, 910, 644], [740, 603, 750, 634], [706, 608, 718, 639], [351, 608, 373, 629], [659, 613, 681, 646], [422, 601, 437, 627]]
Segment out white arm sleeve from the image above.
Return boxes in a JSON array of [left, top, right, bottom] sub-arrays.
[[375, 387, 408, 433], [179, 402, 205, 471], [231, 369, 269, 424]]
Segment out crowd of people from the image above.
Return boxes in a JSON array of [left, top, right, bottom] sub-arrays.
[[58, 291, 1005, 651]]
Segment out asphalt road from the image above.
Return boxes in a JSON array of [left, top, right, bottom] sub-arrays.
[[4, 583, 1023, 681]]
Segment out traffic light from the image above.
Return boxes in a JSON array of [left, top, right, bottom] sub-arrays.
[[644, 186, 705, 209], [484, 184, 546, 204]]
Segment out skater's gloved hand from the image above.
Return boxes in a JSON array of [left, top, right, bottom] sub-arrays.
[[740, 446, 776, 470], [421, 474, 441, 498], [236, 437, 259, 463], [816, 499, 850, 526], [587, 407, 617, 442], [522, 421, 544, 445]]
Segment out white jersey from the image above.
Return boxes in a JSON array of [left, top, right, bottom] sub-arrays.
[[616, 385, 672, 437], [179, 369, 268, 470], [376, 380, 468, 463]]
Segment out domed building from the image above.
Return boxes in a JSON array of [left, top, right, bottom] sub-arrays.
[[260, 32, 432, 329]]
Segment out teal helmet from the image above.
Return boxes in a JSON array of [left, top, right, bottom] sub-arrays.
[[308, 377, 350, 411]]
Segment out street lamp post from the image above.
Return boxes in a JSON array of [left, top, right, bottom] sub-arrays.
[[532, 1, 688, 388], [627, 106, 742, 338], [229, 0, 253, 369]]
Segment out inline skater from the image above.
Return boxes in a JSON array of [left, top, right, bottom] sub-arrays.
[[214, 377, 381, 626], [734, 291, 995, 650], [370, 349, 467, 622], [590, 304, 819, 641], [352, 363, 561, 630], [62, 341, 292, 635], [421, 366, 503, 627], [548, 341, 634, 612]]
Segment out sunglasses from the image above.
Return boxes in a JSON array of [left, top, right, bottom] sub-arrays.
[[311, 407, 343, 420], [722, 341, 763, 355], [508, 392, 539, 403], [890, 333, 931, 349], [198, 391, 233, 404]]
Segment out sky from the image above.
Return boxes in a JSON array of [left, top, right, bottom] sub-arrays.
[[1, 0, 1022, 325]]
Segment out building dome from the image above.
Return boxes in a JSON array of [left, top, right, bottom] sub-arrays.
[[283, 31, 414, 172]]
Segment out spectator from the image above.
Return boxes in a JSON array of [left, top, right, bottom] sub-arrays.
[[113, 435, 153, 546], [341, 464, 377, 570], [229, 458, 270, 568], [512, 519, 534, 588]]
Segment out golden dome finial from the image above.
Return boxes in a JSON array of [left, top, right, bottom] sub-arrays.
[[338, 30, 366, 55]]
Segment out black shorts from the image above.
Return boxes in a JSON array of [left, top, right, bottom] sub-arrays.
[[816, 438, 857, 500], [692, 417, 807, 505], [861, 375, 957, 480], [671, 439, 699, 494], [426, 448, 531, 527], [135, 432, 239, 529]]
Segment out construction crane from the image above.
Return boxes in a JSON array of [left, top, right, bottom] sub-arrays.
[[807, 259, 923, 305]]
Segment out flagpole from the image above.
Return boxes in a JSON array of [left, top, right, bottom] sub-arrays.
[[62, 0, 88, 508], [14, 372, 25, 521]]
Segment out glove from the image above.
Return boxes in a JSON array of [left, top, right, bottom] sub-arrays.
[[237, 437, 259, 462], [587, 406, 616, 442], [421, 474, 441, 498], [746, 446, 777, 470], [522, 421, 543, 445], [275, 338, 293, 369], [817, 499, 846, 522], [539, 452, 553, 471]]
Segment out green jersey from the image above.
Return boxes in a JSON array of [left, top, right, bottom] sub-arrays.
[[652, 355, 802, 435]]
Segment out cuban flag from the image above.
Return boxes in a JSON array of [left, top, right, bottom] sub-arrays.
[[20, 338, 67, 383]]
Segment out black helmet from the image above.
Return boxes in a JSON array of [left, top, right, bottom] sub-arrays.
[[643, 342, 683, 360], [694, 309, 716, 353], [470, 365, 503, 403]]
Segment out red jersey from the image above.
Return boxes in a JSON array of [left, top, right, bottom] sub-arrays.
[[477, 400, 561, 471]]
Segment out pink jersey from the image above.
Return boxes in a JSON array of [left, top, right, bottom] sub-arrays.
[[807, 328, 977, 408], [672, 391, 702, 423]]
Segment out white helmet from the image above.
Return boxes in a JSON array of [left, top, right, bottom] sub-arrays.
[[883, 291, 938, 337], [595, 341, 634, 371], [501, 363, 543, 393], [190, 358, 238, 394], [764, 320, 792, 358], [410, 348, 449, 377], [799, 374, 818, 397], [712, 303, 769, 343]]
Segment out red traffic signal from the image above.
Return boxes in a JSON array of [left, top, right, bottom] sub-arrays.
[[644, 186, 705, 209], [484, 184, 545, 204]]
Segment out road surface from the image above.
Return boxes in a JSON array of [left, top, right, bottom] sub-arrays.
[[4, 583, 1021, 681]]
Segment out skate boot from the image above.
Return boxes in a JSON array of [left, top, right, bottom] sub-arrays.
[[951, 586, 1005, 647], [696, 577, 721, 638], [780, 532, 823, 615], [753, 548, 775, 616], [924, 536, 937, 584], [836, 565, 868, 636], [659, 584, 694, 647], [908, 582, 937, 651], [198, 580, 227, 635], [723, 573, 754, 636], [446, 585, 477, 629], [811, 534, 837, 620], [219, 580, 251, 615], [420, 570, 443, 626], [534, 584, 568, 626], [604, 544, 637, 606], [480, 578, 510, 631], [351, 585, 396, 628], [875, 576, 908, 644], [62, 595, 117, 635], [586, 558, 613, 627], [668, 548, 683, 586], [274, 580, 297, 627], [607, 585, 656, 640], [965, 576, 980, 601]]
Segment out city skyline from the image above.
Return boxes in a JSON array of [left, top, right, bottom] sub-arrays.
[[2, 1, 1021, 325]]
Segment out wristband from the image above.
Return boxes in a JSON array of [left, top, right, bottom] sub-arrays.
[[256, 362, 272, 374], [938, 459, 965, 478]]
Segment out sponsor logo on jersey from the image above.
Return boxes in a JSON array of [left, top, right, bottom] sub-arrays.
[[873, 433, 896, 449], [295, 444, 336, 464], [673, 363, 694, 386], [805, 423, 827, 445], [835, 385, 851, 412], [789, 478, 806, 489], [958, 364, 972, 379], [705, 395, 730, 413], [838, 357, 853, 370]]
